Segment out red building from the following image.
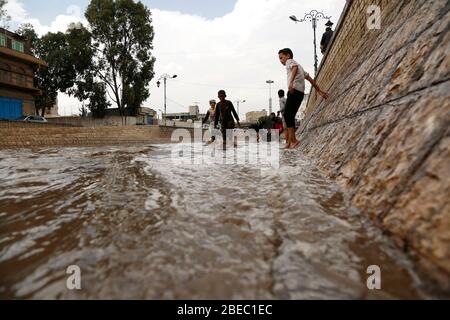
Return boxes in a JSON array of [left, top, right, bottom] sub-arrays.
[[0, 27, 47, 120]]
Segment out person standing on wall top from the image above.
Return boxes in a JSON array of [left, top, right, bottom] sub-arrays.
[[320, 20, 334, 54]]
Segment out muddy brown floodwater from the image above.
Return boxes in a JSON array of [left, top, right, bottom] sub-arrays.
[[0, 142, 438, 299]]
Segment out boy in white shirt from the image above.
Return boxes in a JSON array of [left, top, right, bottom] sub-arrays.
[[278, 48, 329, 149]]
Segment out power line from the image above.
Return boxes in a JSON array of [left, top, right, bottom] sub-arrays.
[[166, 97, 188, 109]]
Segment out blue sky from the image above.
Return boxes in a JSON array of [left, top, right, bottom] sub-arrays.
[[18, 0, 238, 24]]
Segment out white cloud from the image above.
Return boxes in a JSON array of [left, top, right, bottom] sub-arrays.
[[5, 0, 346, 117], [149, 0, 346, 119], [5, 0, 86, 35]]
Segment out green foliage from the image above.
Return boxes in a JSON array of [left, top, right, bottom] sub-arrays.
[[16, 23, 38, 54], [85, 0, 156, 115], [87, 82, 111, 118], [34, 31, 68, 116], [0, 0, 11, 28]]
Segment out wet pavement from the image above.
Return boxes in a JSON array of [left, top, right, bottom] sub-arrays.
[[0, 142, 435, 299]]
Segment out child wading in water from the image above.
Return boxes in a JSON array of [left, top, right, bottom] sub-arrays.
[[278, 48, 329, 149], [202, 99, 217, 145], [214, 90, 241, 147]]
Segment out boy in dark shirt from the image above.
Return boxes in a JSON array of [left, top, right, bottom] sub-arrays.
[[214, 90, 241, 146]]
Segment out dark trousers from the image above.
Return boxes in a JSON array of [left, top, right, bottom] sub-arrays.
[[284, 90, 304, 128], [221, 122, 235, 144]]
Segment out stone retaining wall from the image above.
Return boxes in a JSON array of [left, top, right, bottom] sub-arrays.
[[300, 0, 449, 289], [0, 126, 163, 148], [46, 115, 139, 127], [0, 125, 209, 148]]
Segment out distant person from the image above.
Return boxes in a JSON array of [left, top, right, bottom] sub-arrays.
[[278, 89, 287, 116], [278, 48, 329, 149], [249, 122, 261, 143], [214, 90, 241, 146], [274, 116, 284, 141], [278, 89, 288, 143], [202, 99, 217, 144], [320, 20, 334, 54], [266, 113, 277, 142], [267, 112, 276, 128]]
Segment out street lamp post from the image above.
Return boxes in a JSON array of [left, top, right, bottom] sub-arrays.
[[290, 11, 331, 76], [266, 80, 274, 114], [235, 99, 246, 119], [157, 74, 178, 126]]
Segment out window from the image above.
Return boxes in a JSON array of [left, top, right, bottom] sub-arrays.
[[0, 34, 6, 47], [12, 40, 24, 52]]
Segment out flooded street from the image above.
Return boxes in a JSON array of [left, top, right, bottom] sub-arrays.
[[0, 143, 433, 299]]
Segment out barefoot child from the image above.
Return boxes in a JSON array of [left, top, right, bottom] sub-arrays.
[[202, 99, 217, 144], [278, 48, 329, 149], [214, 90, 241, 146]]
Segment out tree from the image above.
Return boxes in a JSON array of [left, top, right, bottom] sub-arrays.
[[85, 0, 156, 120], [64, 25, 99, 103], [16, 23, 39, 54], [0, 0, 11, 29], [86, 82, 110, 118], [79, 104, 88, 117], [16, 24, 99, 117], [34, 31, 71, 116], [14, 0, 156, 120]]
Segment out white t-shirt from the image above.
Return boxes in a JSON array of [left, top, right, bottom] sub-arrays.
[[286, 59, 309, 93]]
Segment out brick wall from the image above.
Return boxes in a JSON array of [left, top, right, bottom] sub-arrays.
[[306, 0, 394, 116], [0, 120, 79, 128], [46, 116, 139, 127], [0, 124, 209, 148], [0, 125, 165, 148]]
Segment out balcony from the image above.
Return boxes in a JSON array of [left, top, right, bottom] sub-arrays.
[[0, 71, 41, 94]]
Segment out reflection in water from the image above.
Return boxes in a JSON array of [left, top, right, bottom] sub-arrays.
[[0, 143, 434, 299]]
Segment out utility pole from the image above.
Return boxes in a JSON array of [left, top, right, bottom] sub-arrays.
[[235, 99, 246, 119], [266, 80, 274, 114], [290, 11, 331, 76], [157, 74, 178, 126]]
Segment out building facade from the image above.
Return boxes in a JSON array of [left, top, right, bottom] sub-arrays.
[[100, 107, 157, 125], [0, 28, 47, 120], [163, 104, 205, 123]]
